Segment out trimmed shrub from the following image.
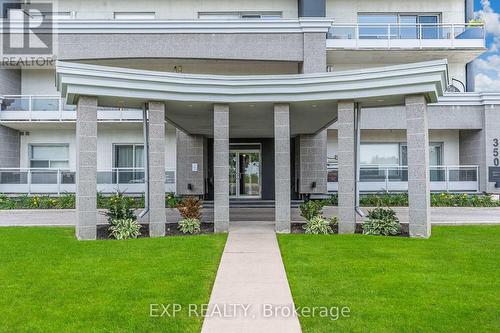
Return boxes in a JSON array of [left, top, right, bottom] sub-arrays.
[[109, 218, 142, 240], [177, 196, 202, 220], [178, 218, 201, 234], [299, 200, 324, 221], [362, 207, 401, 236], [103, 191, 136, 225], [303, 216, 335, 235]]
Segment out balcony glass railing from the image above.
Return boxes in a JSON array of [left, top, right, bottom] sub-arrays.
[[327, 164, 479, 193], [327, 23, 485, 41], [0, 95, 142, 121], [327, 23, 485, 46], [0, 168, 175, 194]]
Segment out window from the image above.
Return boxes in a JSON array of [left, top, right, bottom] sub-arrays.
[[198, 12, 282, 20], [114, 144, 144, 169], [114, 12, 156, 20], [400, 143, 442, 166], [358, 13, 441, 39], [113, 144, 144, 184], [30, 145, 69, 169], [360, 143, 400, 166]]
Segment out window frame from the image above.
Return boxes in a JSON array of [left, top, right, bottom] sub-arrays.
[[112, 144, 145, 170], [29, 144, 70, 169]]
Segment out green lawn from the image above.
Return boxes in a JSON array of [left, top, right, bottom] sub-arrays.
[[0, 228, 227, 332], [278, 226, 500, 333]]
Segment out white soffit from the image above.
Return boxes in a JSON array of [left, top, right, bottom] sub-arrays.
[[57, 59, 448, 107]]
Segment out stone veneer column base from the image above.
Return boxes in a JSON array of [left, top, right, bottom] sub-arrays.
[[76, 96, 98, 240], [337, 101, 356, 234], [147, 102, 167, 237], [274, 104, 291, 233], [406, 95, 431, 238], [213, 104, 230, 233]]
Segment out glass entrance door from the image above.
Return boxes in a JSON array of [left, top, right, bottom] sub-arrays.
[[229, 149, 261, 198]]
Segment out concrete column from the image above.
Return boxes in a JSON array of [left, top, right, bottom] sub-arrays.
[[297, 32, 328, 196], [76, 96, 98, 240], [147, 102, 166, 237], [406, 95, 431, 238], [301, 32, 326, 74], [213, 104, 229, 233], [459, 129, 485, 191], [274, 104, 291, 233], [484, 104, 500, 194], [337, 101, 356, 234], [297, 132, 328, 194], [0, 125, 20, 168], [176, 130, 206, 196]]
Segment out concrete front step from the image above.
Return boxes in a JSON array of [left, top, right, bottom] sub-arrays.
[[203, 200, 304, 209]]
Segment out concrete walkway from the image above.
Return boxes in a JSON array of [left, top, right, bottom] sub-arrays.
[[201, 221, 301, 333]]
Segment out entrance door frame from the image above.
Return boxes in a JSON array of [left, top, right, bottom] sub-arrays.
[[230, 143, 262, 199]]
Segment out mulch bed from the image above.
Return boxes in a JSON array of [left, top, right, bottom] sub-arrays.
[[96, 222, 214, 239], [165, 222, 214, 236], [291, 222, 409, 237], [97, 224, 150, 240]]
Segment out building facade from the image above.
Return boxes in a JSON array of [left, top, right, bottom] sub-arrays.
[[0, 0, 499, 239]]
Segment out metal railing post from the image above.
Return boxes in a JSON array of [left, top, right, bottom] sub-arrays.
[[385, 167, 389, 193], [57, 169, 61, 195], [387, 24, 391, 48], [28, 96, 32, 121], [419, 24, 423, 49], [355, 24, 359, 48], [27, 169, 32, 195], [445, 166, 449, 193], [476, 165, 480, 193], [116, 168, 120, 192], [451, 24, 455, 48]]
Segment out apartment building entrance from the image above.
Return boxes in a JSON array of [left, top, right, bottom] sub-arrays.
[[229, 146, 261, 198]]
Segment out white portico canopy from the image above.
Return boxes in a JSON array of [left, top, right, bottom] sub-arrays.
[[56, 59, 448, 137]]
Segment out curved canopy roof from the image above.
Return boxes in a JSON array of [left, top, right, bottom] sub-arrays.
[[56, 59, 448, 136], [57, 59, 447, 108]]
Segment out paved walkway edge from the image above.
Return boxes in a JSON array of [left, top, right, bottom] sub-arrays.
[[201, 221, 302, 333]]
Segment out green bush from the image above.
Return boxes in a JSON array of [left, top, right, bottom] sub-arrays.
[[360, 193, 409, 207], [431, 193, 500, 207], [321, 194, 338, 206], [108, 218, 142, 240], [303, 216, 335, 235], [103, 192, 137, 225], [299, 200, 324, 221], [178, 218, 201, 234], [362, 207, 401, 236], [0, 195, 15, 210], [55, 193, 75, 209], [166, 192, 181, 208]]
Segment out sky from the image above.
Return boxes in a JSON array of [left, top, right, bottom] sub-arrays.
[[474, 0, 500, 91]]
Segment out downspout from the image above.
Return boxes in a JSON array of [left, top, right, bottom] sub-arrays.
[[354, 102, 364, 217], [139, 104, 150, 218]]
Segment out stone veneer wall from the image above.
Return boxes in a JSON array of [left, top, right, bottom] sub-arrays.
[[176, 130, 206, 196]]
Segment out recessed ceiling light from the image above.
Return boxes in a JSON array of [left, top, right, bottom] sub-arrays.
[[249, 104, 255, 107], [311, 104, 317, 108]]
